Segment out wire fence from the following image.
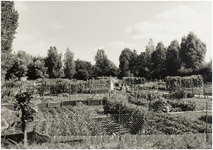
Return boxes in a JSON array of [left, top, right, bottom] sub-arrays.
[[26, 104, 212, 148], [1, 79, 212, 148]]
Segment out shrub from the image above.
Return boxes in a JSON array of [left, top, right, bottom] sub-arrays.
[[167, 100, 196, 111], [150, 98, 172, 112]]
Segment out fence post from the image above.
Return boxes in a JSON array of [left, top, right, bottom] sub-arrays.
[[95, 82, 97, 95], [203, 84, 206, 99], [206, 102, 208, 142], [119, 103, 121, 147]]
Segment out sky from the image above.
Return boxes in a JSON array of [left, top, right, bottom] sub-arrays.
[[13, 1, 212, 67]]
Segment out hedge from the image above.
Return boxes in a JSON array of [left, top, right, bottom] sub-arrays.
[[165, 75, 203, 91], [35, 79, 110, 95]]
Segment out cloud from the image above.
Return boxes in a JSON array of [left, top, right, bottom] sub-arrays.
[[51, 22, 64, 30], [126, 5, 205, 47], [13, 32, 56, 57], [14, 1, 28, 11]]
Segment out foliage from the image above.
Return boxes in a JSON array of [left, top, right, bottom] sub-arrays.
[[103, 92, 146, 115], [167, 100, 196, 111], [63, 48, 75, 79], [74, 59, 94, 80], [6, 50, 32, 80], [49, 79, 110, 95], [119, 48, 138, 77], [103, 92, 211, 135], [150, 98, 171, 112], [27, 56, 48, 80], [151, 42, 167, 79], [180, 32, 207, 70], [168, 90, 194, 99], [94, 49, 118, 77], [45, 46, 63, 78], [15, 92, 36, 126], [1, 1, 19, 81], [137, 52, 150, 78], [38, 103, 103, 136], [165, 75, 203, 91], [166, 40, 181, 75]]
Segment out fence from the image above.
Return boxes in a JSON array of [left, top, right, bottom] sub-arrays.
[[1, 78, 212, 148], [30, 108, 212, 149], [1, 102, 212, 149]]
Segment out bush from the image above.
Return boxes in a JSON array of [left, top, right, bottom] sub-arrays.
[[150, 98, 171, 112], [167, 100, 196, 111]]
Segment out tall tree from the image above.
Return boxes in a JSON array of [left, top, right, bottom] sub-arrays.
[[94, 49, 118, 77], [166, 40, 181, 75], [179, 32, 207, 70], [1, 1, 19, 81], [6, 50, 32, 80], [151, 42, 167, 79], [137, 39, 155, 78], [45, 46, 63, 78], [145, 38, 155, 67], [119, 48, 136, 77], [129, 49, 138, 76], [63, 48, 75, 79], [138, 52, 149, 78]]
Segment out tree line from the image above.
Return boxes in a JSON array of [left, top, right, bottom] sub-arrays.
[[1, 1, 212, 83]]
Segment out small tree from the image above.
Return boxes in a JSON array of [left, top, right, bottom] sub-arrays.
[[15, 92, 37, 147]]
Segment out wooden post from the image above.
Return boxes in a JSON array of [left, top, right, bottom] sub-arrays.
[[24, 124, 27, 148], [119, 103, 121, 144], [206, 102, 208, 142]]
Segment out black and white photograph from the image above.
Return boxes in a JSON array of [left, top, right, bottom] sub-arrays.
[[1, 1, 212, 149]]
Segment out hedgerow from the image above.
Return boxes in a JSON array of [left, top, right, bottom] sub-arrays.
[[165, 75, 203, 91], [36, 79, 110, 95]]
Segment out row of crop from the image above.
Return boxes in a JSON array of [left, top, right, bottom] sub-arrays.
[[103, 92, 211, 135], [165, 75, 203, 91], [37, 103, 104, 136]]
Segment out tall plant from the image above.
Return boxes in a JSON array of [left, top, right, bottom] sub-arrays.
[[15, 92, 37, 147]]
